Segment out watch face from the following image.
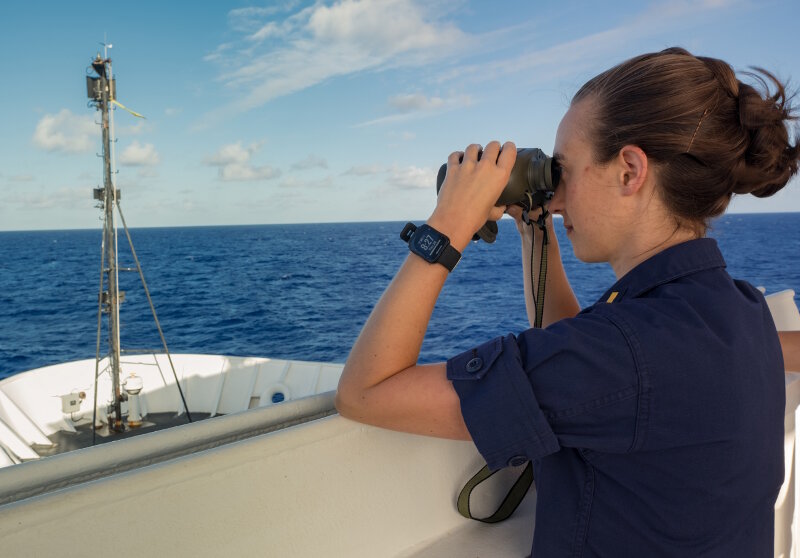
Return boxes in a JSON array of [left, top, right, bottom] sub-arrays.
[[412, 225, 446, 260]]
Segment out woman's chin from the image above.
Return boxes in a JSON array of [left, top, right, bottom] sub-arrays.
[[571, 242, 605, 264]]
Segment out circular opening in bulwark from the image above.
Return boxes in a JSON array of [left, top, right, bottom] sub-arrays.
[[259, 383, 292, 407]]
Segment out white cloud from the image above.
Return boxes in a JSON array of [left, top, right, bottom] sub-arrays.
[[388, 131, 417, 141], [205, 141, 252, 167], [340, 164, 434, 188], [389, 93, 446, 113], [202, 0, 468, 121], [8, 175, 34, 182], [279, 175, 334, 189], [442, 0, 739, 88], [204, 141, 281, 182], [355, 93, 473, 127], [220, 164, 281, 182], [386, 165, 436, 190], [136, 167, 159, 179], [199, 0, 739, 130], [4, 187, 87, 209], [32, 109, 97, 153], [342, 164, 386, 176], [117, 121, 147, 136], [249, 21, 289, 42], [203, 42, 235, 63], [119, 141, 160, 166], [291, 154, 328, 170], [205, 142, 254, 166], [228, 2, 301, 32]]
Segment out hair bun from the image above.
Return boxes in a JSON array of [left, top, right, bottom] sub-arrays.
[[732, 70, 799, 198], [571, 48, 798, 231]]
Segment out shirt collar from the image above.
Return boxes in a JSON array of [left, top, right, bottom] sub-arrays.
[[596, 238, 726, 304]]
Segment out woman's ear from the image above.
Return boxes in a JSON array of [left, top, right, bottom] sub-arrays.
[[618, 145, 648, 196]]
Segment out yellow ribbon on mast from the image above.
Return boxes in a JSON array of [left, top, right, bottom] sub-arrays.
[[111, 99, 146, 119]]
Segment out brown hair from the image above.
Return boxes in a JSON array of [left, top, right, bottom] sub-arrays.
[[573, 47, 799, 231]]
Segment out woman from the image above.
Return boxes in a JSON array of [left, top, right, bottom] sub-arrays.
[[336, 47, 799, 556]]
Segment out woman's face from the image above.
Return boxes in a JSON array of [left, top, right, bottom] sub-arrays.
[[549, 99, 628, 263]]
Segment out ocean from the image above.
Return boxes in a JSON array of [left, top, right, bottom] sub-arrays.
[[0, 214, 798, 379]]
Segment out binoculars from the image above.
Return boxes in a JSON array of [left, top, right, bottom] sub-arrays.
[[435, 148, 560, 243]]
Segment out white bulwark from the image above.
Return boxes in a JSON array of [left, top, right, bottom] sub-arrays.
[[0, 290, 796, 556]]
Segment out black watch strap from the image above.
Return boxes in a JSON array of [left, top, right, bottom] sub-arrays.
[[437, 242, 461, 271], [400, 222, 462, 272]]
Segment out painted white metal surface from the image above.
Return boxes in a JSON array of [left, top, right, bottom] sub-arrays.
[[0, 389, 50, 446], [0, 291, 797, 556], [778, 373, 800, 557], [0, 392, 338, 506], [0, 413, 535, 557], [771, 289, 800, 557], [766, 289, 800, 333], [0, 354, 343, 467]]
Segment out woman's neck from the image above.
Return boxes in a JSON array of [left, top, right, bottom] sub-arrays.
[[610, 221, 700, 279]]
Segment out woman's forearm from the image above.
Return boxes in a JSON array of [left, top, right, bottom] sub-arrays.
[[335, 141, 515, 438], [338, 251, 451, 393], [334, 221, 473, 439]]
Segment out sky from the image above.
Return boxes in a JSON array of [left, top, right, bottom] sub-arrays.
[[1, 0, 799, 231]]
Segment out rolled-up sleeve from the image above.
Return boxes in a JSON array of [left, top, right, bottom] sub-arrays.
[[447, 308, 642, 471], [447, 334, 561, 470]]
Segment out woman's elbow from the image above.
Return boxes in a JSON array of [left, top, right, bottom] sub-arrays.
[[334, 387, 357, 419], [335, 370, 368, 421]]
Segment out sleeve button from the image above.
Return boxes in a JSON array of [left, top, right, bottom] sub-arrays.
[[508, 455, 527, 467], [465, 357, 483, 373]]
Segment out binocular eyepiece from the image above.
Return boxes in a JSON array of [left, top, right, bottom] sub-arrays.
[[435, 148, 560, 243]]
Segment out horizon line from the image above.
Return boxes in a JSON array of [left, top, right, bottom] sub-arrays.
[[1, 211, 798, 234]]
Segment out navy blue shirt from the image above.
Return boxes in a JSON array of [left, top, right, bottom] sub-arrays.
[[447, 238, 784, 557]]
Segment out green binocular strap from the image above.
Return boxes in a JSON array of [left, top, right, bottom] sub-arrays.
[[456, 462, 534, 523]]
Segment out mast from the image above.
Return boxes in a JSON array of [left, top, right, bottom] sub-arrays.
[[88, 51, 124, 431], [86, 47, 191, 437]]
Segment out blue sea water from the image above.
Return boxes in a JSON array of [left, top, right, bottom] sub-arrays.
[[0, 214, 798, 379]]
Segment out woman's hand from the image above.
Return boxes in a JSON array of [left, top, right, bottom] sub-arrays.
[[428, 141, 516, 250]]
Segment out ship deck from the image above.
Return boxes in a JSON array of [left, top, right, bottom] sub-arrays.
[[40, 412, 215, 457]]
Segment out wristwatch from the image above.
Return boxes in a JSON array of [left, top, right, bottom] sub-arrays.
[[400, 222, 462, 271]]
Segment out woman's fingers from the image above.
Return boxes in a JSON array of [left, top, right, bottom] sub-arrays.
[[447, 150, 463, 166], [463, 143, 482, 163], [448, 141, 512, 171], [497, 141, 516, 172], [481, 141, 501, 164], [433, 141, 517, 244]]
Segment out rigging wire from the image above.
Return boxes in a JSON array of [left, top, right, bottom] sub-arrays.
[[92, 220, 106, 446], [115, 201, 193, 422]]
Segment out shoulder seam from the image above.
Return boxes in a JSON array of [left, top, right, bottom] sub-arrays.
[[595, 309, 651, 452]]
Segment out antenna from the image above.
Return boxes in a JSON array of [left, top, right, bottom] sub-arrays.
[[101, 32, 113, 59]]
